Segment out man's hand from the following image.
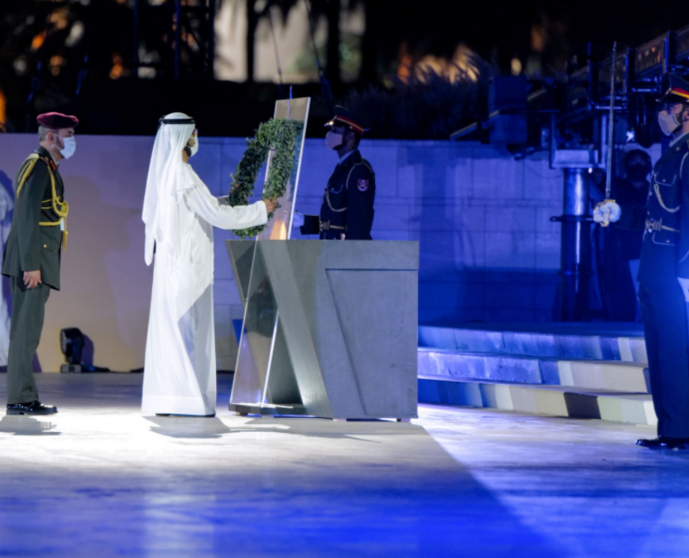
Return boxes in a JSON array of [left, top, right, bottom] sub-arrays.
[[263, 198, 277, 214], [679, 278, 689, 303], [593, 201, 622, 225], [23, 270, 41, 289]]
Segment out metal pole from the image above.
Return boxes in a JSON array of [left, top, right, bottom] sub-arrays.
[[557, 168, 592, 321], [208, 0, 216, 77], [132, 0, 140, 77], [174, 0, 182, 80], [604, 42, 617, 202]]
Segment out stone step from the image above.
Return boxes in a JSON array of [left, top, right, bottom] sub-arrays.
[[418, 378, 657, 427], [419, 324, 647, 363], [419, 348, 650, 393]]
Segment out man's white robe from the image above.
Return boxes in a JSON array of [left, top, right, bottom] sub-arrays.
[[142, 164, 266, 416]]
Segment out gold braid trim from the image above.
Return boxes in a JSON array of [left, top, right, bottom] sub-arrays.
[[15, 155, 40, 198], [654, 183, 680, 213], [325, 161, 373, 214], [325, 189, 347, 213], [16, 154, 69, 250]]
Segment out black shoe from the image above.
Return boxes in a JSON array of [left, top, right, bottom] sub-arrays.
[[636, 436, 687, 449], [7, 401, 58, 416]]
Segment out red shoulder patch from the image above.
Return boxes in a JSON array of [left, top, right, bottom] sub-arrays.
[[357, 179, 369, 192]]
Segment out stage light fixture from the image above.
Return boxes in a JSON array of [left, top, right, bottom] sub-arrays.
[[60, 327, 109, 373]]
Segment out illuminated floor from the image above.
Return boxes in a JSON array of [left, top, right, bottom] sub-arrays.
[[0, 373, 687, 558]]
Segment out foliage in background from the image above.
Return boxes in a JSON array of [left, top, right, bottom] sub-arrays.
[[292, 32, 362, 83], [227, 117, 304, 238], [343, 58, 493, 140]]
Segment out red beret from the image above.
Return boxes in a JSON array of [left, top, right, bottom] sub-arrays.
[[36, 112, 79, 129]]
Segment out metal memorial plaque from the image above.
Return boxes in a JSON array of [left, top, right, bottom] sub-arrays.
[[257, 97, 310, 241], [228, 240, 419, 420], [230, 97, 310, 408]]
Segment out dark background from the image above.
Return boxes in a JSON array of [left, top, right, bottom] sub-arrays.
[[2, 0, 689, 138]]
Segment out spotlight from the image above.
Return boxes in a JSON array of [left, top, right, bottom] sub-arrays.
[[60, 328, 110, 373]]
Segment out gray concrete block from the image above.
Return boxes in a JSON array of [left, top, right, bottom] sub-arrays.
[[536, 205, 562, 233], [484, 232, 536, 269], [484, 283, 536, 310], [229, 240, 419, 420], [472, 158, 525, 200], [419, 281, 484, 310], [363, 144, 399, 198], [535, 233, 562, 270], [523, 159, 562, 201], [489, 206, 537, 233], [484, 308, 536, 322]]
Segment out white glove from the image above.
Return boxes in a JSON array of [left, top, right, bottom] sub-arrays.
[[593, 201, 621, 224], [678, 278, 689, 303]]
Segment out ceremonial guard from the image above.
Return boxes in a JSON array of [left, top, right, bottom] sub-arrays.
[[2, 112, 77, 416], [301, 106, 376, 240], [596, 75, 689, 449], [596, 149, 651, 321]]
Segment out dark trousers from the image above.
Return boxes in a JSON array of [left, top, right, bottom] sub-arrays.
[[6, 275, 50, 404], [639, 281, 689, 437]]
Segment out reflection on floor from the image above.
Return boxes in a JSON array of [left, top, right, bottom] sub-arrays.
[[0, 373, 687, 558]]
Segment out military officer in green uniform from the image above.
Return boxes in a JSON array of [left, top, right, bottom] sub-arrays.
[[301, 107, 376, 240], [596, 75, 689, 449], [2, 112, 77, 415]]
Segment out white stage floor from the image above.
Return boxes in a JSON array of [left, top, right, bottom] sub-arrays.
[[0, 373, 687, 558]]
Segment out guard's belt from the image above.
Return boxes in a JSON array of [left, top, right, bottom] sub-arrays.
[[319, 220, 345, 232]]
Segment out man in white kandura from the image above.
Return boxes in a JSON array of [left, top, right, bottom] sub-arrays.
[[141, 112, 275, 416]]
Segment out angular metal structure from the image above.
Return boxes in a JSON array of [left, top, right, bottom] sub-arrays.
[[227, 240, 419, 420]]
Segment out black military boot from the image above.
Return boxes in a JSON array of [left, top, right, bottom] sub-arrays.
[[636, 436, 687, 449], [7, 401, 58, 416]]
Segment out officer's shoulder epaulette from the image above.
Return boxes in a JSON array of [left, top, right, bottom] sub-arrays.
[[669, 138, 689, 154], [353, 159, 375, 175], [34, 152, 57, 172], [16, 153, 54, 198], [21, 153, 55, 173]]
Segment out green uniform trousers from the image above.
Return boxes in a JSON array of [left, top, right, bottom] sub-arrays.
[[6, 275, 50, 404]]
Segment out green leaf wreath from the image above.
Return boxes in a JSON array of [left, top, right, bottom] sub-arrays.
[[228, 118, 304, 239]]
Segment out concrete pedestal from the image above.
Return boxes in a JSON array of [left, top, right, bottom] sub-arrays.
[[226, 240, 419, 420]]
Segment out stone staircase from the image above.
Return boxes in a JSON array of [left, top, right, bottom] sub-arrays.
[[417, 323, 655, 426]]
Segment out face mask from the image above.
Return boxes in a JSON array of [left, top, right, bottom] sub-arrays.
[[326, 131, 343, 150], [627, 165, 649, 181], [189, 135, 199, 157], [60, 137, 76, 160], [658, 110, 682, 136], [53, 135, 76, 159]]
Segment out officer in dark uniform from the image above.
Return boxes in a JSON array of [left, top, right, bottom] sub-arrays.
[[301, 106, 376, 240], [596, 75, 689, 449], [2, 112, 77, 415], [596, 150, 652, 321]]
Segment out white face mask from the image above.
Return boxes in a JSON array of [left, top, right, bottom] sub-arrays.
[[189, 134, 199, 157], [59, 136, 76, 159], [326, 131, 343, 150], [658, 110, 683, 136], [53, 135, 76, 159]]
